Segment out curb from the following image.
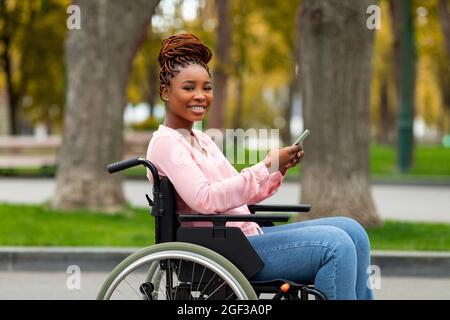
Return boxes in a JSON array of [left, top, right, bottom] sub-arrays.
[[0, 247, 139, 273], [371, 250, 450, 278], [1, 247, 450, 277]]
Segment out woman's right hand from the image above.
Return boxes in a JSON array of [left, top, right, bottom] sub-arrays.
[[263, 145, 303, 174]]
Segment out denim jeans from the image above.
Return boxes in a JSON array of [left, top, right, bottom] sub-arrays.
[[246, 216, 374, 300]]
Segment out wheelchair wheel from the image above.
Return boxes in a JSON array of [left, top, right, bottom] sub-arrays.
[[97, 242, 258, 300]]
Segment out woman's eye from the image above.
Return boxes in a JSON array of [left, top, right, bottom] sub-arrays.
[[204, 87, 212, 91], [183, 87, 194, 91]]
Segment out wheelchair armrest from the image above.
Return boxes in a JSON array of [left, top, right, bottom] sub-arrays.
[[178, 214, 290, 226], [248, 204, 311, 213]]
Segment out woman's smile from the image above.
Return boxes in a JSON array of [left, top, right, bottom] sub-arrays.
[[187, 105, 207, 115]]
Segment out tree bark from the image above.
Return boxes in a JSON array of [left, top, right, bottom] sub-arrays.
[[209, 0, 231, 130], [53, 0, 159, 211], [297, 0, 382, 227]]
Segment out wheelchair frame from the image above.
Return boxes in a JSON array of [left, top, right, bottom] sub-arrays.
[[97, 157, 326, 300]]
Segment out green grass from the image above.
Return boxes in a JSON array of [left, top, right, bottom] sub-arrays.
[[366, 220, 450, 251], [1, 203, 450, 251], [0, 203, 154, 247], [371, 144, 450, 178]]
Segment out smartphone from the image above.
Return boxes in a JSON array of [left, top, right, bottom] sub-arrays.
[[293, 129, 310, 145]]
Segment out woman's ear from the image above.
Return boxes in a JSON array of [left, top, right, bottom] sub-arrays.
[[161, 85, 169, 101]]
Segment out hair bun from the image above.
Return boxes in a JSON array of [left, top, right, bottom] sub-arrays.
[[158, 33, 212, 67]]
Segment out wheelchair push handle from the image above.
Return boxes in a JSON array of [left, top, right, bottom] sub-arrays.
[[107, 157, 142, 173], [107, 157, 161, 188]]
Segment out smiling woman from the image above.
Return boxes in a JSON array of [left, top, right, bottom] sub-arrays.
[[158, 33, 213, 130]]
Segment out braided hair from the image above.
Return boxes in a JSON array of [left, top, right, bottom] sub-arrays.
[[158, 33, 212, 99]]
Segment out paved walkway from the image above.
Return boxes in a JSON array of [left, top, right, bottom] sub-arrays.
[[0, 270, 449, 300], [0, 178, 449, 223]]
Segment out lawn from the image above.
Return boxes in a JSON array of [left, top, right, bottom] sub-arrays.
[[1, 203, 450, 251], [370, 144, 450, 180], [0, 203, 154, 247]]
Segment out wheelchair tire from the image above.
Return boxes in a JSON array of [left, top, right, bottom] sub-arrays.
[[97, 242, 258, 300]]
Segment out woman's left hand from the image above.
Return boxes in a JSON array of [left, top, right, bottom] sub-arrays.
[[280, 144, 304, 175]]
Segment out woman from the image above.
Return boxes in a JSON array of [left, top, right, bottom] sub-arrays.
[[146, 33, 374, 300]]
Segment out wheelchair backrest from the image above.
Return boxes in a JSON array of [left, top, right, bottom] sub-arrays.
[[153, 176, 179, 244]]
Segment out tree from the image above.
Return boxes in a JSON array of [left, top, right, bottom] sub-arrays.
[[53, 0, 159, 211], [371, 0, 397, 145], [0, 0, 38, 134], [208, 0, 231, 131], [0, 0, 68, 135], [20, 0, 68, 134], [250, 0, 302, 145], [297, 0, 382, 227], [439, 0, 450, 54], [438, 0, 450, 131]]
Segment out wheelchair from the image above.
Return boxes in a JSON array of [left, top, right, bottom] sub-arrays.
[[97, 157, 326, 300]]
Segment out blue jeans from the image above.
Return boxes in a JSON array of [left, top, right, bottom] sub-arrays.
[[247, 216, 374, 300]]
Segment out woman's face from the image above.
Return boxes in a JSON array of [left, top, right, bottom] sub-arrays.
[[162, 64, 213, 126]]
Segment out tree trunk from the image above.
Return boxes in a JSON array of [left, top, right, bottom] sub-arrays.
[[232, 70, 244, 130], [209, 0, 231, 130], [281, 81, 295, 146], [146, 29, 159, 119], [297, 0, 382, 227], [0, 0, 17, 135], [390, 0, 417, 151], [282, 5, 303, 146], [439, 0, 450, 56], [147, 59, 158, 119], [390, 0, 402, 107], [231, 3, 247, 130], [1, 34, 18, 135], [378, 76, 392, 145], [53, 0, 159, 211], [438, 0, 450, 130]]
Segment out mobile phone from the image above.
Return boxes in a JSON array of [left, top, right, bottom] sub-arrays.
[[293, 129, 310, 145]]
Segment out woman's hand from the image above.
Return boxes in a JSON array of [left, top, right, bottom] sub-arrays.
[[263, 144, 304, 174], [280, 146, 304, 175]]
